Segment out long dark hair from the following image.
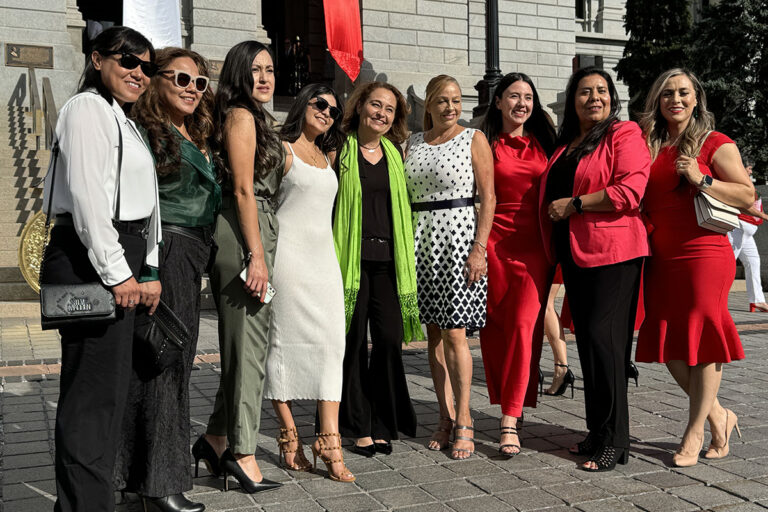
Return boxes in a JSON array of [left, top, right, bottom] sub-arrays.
[[279, 84, 345, 154], [557, 67, 622, 160], [132, 48, 215, 176], [211, 41, 282, 181], [78, 26, 155, 104], [481, 72, 557, 157]]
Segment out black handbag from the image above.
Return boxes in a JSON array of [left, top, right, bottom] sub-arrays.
[[133, 299, 191, 375], [39, 117, 123, 330]]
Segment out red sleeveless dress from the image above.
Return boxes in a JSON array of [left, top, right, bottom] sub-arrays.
[[479, 134, 550, 417], [636, 132, 744, 365]]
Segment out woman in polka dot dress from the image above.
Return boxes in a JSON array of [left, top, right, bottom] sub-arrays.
[[404, 75, 495, 460]]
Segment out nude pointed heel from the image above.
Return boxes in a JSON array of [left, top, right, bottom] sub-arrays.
[[704, 409, 742, 459]]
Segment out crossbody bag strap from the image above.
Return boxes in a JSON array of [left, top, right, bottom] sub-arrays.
[[114, 115, 123, 219]]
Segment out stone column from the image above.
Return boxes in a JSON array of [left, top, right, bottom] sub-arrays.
[[596, 0, 625, 36], [65, 0, 86, 54]]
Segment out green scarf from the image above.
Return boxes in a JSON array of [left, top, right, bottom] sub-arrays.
[[333, 133, 424, 343]]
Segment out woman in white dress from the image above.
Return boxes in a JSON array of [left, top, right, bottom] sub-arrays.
[[404, 75, 495, 460], [263, 84, 355, 482]]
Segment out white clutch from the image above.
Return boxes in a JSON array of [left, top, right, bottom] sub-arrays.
[[694, 191, 740, 234]]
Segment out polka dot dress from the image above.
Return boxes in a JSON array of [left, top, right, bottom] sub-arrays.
[[404, 128, 487, 329]]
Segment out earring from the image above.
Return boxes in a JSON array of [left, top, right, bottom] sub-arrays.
[[693, 106, 699, 119]]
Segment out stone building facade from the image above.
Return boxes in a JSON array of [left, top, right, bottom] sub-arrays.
[[0, 0, 630, 123]]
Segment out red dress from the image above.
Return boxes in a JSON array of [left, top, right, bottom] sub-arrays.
[[480, 134, 550, 417], [636, 132, 744, 365]]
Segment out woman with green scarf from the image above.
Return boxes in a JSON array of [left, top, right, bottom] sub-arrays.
[[334, 82, 423, 456]]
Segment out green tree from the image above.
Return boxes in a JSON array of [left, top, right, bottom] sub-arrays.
[[615, 0, 692, 119], [688, 0, 768, 180]]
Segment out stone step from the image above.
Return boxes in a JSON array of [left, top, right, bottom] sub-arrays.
[[0, 222, 25, 238], [0, 281, 39, 301], [0, 266, 24, 283], [0, 176, 46, 194], [0, 249, 20, 268], [0, 195, 44, 211], [0, 236, 20, 252], [0, 300, 40, 318]]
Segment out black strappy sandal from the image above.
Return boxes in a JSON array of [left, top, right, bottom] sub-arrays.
[[499, 423, 521, 458], [451, 423, 475, 460]]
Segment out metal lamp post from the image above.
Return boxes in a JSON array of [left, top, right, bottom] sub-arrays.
[[473, 0, 502, 119]]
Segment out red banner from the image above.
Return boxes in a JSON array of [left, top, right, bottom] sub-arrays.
[[324, 0, 363, 82]]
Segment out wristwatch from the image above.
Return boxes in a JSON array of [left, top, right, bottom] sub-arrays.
[[698, 175, 713, 190], [572, 196, 584, 214]]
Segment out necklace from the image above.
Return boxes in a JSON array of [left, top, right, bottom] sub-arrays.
[[298, 139, 324, 167], [360, 140, 381, 153]]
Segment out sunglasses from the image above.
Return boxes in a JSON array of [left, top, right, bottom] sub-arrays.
[[101, 50, 158, 77], [159, 70, 210, 93], [310, 97, 341, 121]]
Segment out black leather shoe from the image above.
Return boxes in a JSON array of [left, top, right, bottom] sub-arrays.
[[142, 494, 205, 512], [220, 449, 282, 494], [374, 441, 393, 455], [350, 443, 376, 457], [192, 434, 221, 477]]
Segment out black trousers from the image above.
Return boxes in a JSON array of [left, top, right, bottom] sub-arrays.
[[560, 250, 642, 450], [339, 260, 417, 440], [44, 225, 145, 512], [114, 229, 212, 497]]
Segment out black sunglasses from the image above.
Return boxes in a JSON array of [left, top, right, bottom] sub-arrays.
[[101, 51, 159, 77], [310, 97, 342, 121], [159, 70, 210, 93]]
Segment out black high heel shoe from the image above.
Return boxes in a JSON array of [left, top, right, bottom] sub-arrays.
[[627, 362, 639, 387], [580, 444, 629, 472], [192, 434, 221, 478], [544, 364, 575, 398], [220, 449, 282, 493], [374, 441, 393, 455], [142, 494, 205, 512], [538, 367, 544, 396]]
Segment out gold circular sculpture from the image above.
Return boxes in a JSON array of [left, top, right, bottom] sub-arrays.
[[18, 210, 52, 294]]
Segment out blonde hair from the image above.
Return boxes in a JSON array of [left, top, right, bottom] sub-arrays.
[[639, 68, 715, 160], [423, 75, 460, 131]]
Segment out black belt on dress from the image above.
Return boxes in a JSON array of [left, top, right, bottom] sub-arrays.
[[162, 224, 214, 245], [410, 197, 475, 212], [55, 213, 150, 238]]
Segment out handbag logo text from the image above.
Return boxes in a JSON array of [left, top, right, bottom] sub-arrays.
[[66, 297, 94, 313]]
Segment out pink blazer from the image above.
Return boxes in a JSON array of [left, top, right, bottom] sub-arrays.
[[538, 121, 651, 268]]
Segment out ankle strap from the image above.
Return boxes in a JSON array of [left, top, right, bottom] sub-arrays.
[[554, 363, 569, 368]]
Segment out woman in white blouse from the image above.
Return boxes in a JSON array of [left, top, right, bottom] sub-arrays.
[[40, 27, 162, 512]]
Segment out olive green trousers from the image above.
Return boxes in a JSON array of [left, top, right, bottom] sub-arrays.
[[206, 202, 277, 453]]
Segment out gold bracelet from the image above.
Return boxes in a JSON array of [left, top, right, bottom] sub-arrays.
[[473, 240, 486, 250]]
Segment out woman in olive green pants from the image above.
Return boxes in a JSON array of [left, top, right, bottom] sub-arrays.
[[191, 41, 285, 493]]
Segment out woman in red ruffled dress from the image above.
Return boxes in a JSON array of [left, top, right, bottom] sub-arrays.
[[636, 68, 755, 467], [479, 73, 556, 456]]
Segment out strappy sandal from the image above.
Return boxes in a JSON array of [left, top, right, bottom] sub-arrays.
[[499, 423, 521, 458], [451, 423, 475, 460], [276, 426, 312, 471], [311, 432, 355, 482], [428, 416, 453, 451]]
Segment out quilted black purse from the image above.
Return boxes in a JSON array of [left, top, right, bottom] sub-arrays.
[[39, 118, 123, 331], [133, 299, 191, 375]]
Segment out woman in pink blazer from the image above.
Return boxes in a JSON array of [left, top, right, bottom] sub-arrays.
[[539, 67, 651, 472]]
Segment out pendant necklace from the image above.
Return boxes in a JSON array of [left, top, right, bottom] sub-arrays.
[[361, 141, 381, 153]]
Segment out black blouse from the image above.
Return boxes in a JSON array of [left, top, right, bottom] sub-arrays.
[[545, 150, 580, 263], [360, 148, 393, 261]]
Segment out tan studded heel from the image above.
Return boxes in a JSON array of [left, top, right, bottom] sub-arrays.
[[276, 426, 312, 471], [311, 432, 355, 482]]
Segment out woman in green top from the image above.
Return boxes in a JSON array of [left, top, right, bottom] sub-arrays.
[[193, 41, 283, 495], [116, 47, 217, 512]]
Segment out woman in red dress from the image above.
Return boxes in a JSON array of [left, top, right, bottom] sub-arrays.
[[479, 73, 556, 456], [636, 68, 755, 467]]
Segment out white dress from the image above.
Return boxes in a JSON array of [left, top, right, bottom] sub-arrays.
[[264, 144, 346, 401], [404, 128, 488, 329]]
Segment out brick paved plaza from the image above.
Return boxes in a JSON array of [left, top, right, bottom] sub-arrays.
[[2, 289, 768, 511]]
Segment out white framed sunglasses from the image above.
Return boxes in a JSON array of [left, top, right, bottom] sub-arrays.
[[158, 69, 209, 93]]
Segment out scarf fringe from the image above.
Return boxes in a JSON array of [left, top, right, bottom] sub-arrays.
[[344, 287, 359, 330], [399, 292, 424, 343]]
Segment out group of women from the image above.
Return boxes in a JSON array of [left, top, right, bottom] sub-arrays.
[[41, 25, 755, 512]]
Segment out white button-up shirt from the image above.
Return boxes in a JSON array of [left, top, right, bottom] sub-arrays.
[[42, 91, 161, 286]]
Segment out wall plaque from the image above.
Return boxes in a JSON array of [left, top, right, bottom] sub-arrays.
[[5, 44, 54, 69]]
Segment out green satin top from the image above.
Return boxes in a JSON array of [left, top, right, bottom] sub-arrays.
[[157, 127, 221, 227]]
